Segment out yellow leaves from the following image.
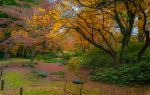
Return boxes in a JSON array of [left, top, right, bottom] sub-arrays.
[[48, 10, 61, 21], [11, 45, 19, 55], [51, 22, 62, 33], [11, 29, 29, 38], [68, 57, 81, 76], [38, 7, 46, 12], [27, 15, 51, 27], [46, 32, 58, 39]]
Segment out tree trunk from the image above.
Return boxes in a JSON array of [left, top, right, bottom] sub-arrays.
[[138, 15, 144, 42], [138, 31, 144, 43], [119, 34, 130, 64], [137, 30, 150, 61], [112, 54, 120, 65], [58, 47, 67, 60]]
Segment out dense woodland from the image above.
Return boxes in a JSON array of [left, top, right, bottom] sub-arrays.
[[0, 0, 150, 95]]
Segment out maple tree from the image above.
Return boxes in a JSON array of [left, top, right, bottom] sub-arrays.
[[48, 0, 149, 64]]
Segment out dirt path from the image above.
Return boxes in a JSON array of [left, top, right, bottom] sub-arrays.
[[35, 62, 65, 72]]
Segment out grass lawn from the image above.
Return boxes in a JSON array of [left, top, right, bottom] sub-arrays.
[[44, 58, 66, 63], [0, 58, 99, 95], [1, 70, 99, 95]]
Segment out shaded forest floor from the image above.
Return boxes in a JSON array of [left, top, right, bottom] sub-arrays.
[[0, 59, 149, 95]]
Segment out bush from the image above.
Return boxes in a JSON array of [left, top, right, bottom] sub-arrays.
[[36, 52, 57, 60], [0, 11, 9, 18], [62, 51, 77, 60], [23, 4, 31, 8], [25, 0, 40, 4], [0, 0, 21, 6], [38, 71, 48, 78], [0, 23, 8, 28], [36, 52, 67, 63], [80, 48, 112, 69], [44, 58, 66, 63], [91, 62, 150, 85], [0, 51, 4, 59], [22, 63, 34, 68]]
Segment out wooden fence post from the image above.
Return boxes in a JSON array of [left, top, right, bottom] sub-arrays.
[[0, 67, 3, 78], [1, 80, 4, 90], [20, 87, 23, 95]]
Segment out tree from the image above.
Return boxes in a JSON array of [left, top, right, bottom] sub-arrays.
[[50, 0, 149, 64]]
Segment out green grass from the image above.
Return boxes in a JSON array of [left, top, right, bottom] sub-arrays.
[[0, 58, 99, 95], [3, 71, 29, 88], [36, 52, 66, 63], [2, 69, 99, 95], [44, 58, 66, 63]]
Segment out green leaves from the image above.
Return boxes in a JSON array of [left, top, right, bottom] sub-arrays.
[[0, 0, 21, 6], [0, 11, 9, 18], [91, 62, 150, 85]]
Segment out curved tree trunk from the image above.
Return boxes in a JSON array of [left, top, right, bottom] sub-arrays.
[[136, 3, 150, 61], [119, 34, 131, 64], [137, 30, 150, 61]]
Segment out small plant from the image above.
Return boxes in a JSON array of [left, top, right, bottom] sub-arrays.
[[38, 71, 48, 78], [22, 63, 34, 68], [72, 79, 83, 84], [0, 11, 9, 18], [68, 57, 81, 78]]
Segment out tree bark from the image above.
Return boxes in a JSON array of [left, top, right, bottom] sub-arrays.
[[136, 3, 150, 61], [138, 15, 144, 42], [137, 30, 150, 61], [58, 47, 67, 60], [119, 34, 131, 64], [112, 54, 120, 65]]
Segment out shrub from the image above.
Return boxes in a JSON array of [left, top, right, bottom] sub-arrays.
[[36, 52, 67, 63], [0, 23, 8, 28], [36, 52, 57, 60], [44, 58, 66, 63], [0, 11, 9, 18], [68, 57, 81, 77], [23, 4, 31, 8], [80, 48, 112, 69], [0, 51, 4, 59], [91, 62, 150, 85], [0, 0, 21, 6], [25, 0, 40, 4], [38, 71, 48, 78], [22, 63, 34, 68], [56, 51, 81, 60]]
